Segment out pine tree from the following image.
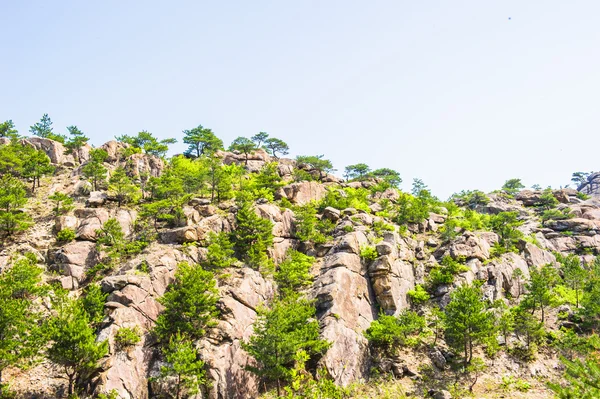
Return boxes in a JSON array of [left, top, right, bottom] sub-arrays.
[[231, 193, 273, 269], [23, 149, 54, 192], [251, 132, 269, 148], [29, 114, 66, 143], [182, 125, 223, 158], [264, 138, 289, 159], [65, 125, 89, 153], [48, 192, 74, 217], [0, 120, 19, 140], [0, 258, 45, 388], [242, 295, 329, 395], [344, 163, 371, 181], [203, 232, 236, 270], [444, 284, 494, 368], [274, 250, 314, 296], [229, 137, 257, 165], [0, 175, 32, 237], [48, 294, 108, 397], [156, 333, 207, 399], [523, 263, 559, 322], [560, 254, 587, 308], [117, 131, 176, 157], [108, 167, 140, 207], [154, 262, 219, 342], [549, 356, 600, 398], [82, 149, 108, 191]]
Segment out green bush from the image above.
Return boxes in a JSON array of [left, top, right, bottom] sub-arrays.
[[429, 256, 469, 287], [319, 187, 370, 212], [360, 245, 378, 262], [364, 310, 426, 350], [407, 284, 430, 305], [56, 228, 76, 243], [115, 326, 142, 351]]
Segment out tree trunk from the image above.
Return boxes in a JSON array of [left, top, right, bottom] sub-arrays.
[[32, 178, 36, 193]]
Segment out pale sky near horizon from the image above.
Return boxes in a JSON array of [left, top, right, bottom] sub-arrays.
[[1, 1, 599, 199]]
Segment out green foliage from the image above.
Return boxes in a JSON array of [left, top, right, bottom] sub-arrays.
[[183, 124, 223, 158], [429, 256, 469, 287], [251, 162, 285, 199], [231, 194, 274, 269], [451, 190, 490, 209], [154, 262, 219, 342], [282, 350, 348, 399], [56, 228, 76, 243], [229, 136, 257, 164], [522, 263, 559, 322], [96, 218, 126, 254], [242, 295, 330, 389], [167, 155, 208, 195], [22, 149, 54, 193], [372, 219, 395, 237], [114, 326, 142, 351], [206, 157, 237, 203], [489, 211, 523, 252], [108, 167, 141, 207], [359, 245, 378, 263], [571, 172, 591, 188], [344, 163, 371, 181], [0, 120, 18, 140], [542, 208, 574, 222], [581, 257, 600, 329], [371, 168, 402, 188], [548, 355, 600, 398], [444, 284, 494, 368], [49, 192, 74, 216], [156, 332, 207, 399], [81, 149, 108, 191], [558, 253, 587, 307], [320, 187, 370, 212], [97, 390, 119, 399], [80, 283, 108, 329], [203, 232, 236, 270], [407, 284, 430, 305], [265, 137, 289, 159], [293, 203, 333, 244], [48, 294, 108, 397], [65, 126, 89, 153], [116, 130, 176, 157], [29, 113, 66, 143], [251, 132, 269, 148], [577, 191, 591, 201], [296, 155, 335, 181], [365, 310, 427, 351], [535, 188, 559, 210], [0, 258, 44, 384], [274, 250, 314, 296], [502, 178, 525, 196], [0, 174, 32, 237], [511, 306, 545, 358], [396, 192, 431, 225]]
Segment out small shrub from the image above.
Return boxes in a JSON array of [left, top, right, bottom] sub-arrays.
[[56, 228, 76, 243], [342, 224, 354, 233], [360, 245, 378, 262], [115, 326, 142, 351], [577, 191, 591, 200], [407, 284, 430, 305]]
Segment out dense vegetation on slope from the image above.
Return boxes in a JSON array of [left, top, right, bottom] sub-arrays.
[[0, 114, 600, 398]]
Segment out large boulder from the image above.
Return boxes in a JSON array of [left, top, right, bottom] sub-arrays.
[[54, 241, 99, 287], [75, 208, 137, 241], [522, 242, 557, 268], [122, 152, 164, 178], [100, 140, 129, 163], [481, 252, 530, 299], [546, 218, 599, 233], [447, 232, 499, 261], [276, 181, 327, 205], [312, 254, 375, 386], [255, 203, 295, 238], [200, 267, 274, 399], [578, 172, 600, 196], [23, 137, 75, 165]]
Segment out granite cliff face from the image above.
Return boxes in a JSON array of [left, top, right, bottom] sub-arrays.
[[2, 137, 600, 398]]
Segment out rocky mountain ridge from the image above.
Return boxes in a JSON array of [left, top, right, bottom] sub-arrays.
[[1, 136, 600, 399]]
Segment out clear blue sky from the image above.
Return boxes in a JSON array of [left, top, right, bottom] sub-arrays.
[[2, 1, 599, 198]]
